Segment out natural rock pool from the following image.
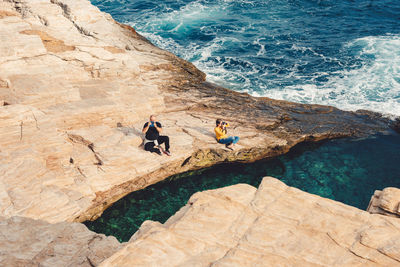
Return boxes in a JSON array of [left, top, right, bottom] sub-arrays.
[[84, 134, 400, 242]]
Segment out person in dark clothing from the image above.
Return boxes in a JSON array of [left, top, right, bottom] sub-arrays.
[[142, 115, 171, 156]]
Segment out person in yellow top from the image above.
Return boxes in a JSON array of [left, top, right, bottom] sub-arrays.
[[214, 119, 240, 150]]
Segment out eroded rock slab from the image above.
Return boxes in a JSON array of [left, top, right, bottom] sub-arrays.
[[100, 177, 400, 267], [0, 0, 397, 224], [0, 216, 122, 267], [368, 188, 400, 218]]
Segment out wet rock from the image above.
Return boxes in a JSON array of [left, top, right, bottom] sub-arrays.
[[0, 216, 122, 267], [100, 177, 400, 266]]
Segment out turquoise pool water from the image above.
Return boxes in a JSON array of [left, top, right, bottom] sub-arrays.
[[84, 134, 400, 242]]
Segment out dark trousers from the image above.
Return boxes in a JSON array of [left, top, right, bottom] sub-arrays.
[[144, 135, 170, 153]]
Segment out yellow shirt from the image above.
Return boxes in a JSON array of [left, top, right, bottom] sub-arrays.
[[214, 125, 228, 140]]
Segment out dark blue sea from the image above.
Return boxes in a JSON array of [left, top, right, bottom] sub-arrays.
[[92, 0, 400, 116]]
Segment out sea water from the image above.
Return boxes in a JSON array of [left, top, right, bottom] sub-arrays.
[[84, 134, 400, 242], [91, 0, 400, 116]]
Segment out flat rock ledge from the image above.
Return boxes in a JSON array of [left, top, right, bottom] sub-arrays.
[[0, 216, 122, 267], [0, 0, 398, 226], [100, 177, 400, 267]]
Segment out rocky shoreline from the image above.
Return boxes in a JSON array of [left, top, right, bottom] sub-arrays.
[[1, 0, 400, 266], [100, 177, 400, 266]]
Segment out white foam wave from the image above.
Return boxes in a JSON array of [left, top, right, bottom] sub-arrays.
[[263, 35, 400, 117], [131, 3, 400, 117], [254, 38, 266, 56], [138, 29, 252, 91], [134, 0, 229, 34]]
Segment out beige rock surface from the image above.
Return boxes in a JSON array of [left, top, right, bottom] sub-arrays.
[[100, 177, 400, 267], [368, 188, 400, 218], [0, 0, 395, 225], [0, 216, 122, 267], [0, 0, 204, 224]]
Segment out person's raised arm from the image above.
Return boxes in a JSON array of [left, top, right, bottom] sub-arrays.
[[154, 122, 162, 133], [223, 122, 229, 134], [142, 122, 150, 134]]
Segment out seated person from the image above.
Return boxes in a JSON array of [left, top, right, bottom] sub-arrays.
[[142, 115, 171, 156], [214, 119, 239, 150]]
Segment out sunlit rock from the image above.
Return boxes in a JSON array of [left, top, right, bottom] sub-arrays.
[[101, 177, 400, 266]]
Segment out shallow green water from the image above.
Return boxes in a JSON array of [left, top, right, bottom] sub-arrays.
[[84, 134, 400, 242]]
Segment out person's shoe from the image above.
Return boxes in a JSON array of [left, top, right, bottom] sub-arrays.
[[155, 149, 162, 155], [164, 150, 171, 156]]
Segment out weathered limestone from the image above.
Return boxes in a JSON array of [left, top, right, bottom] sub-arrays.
[[0, 0, 203, 224], [100, 177, 400, 267], [368, 188, 400, 218], [0, 0, 397, 225], [0, 216, 122, 266]]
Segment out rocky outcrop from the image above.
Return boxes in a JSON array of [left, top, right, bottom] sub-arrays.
[[0, 216, 122, 267], [368, 188, 400, 218], [0, 0, 397, 225], [100, 177, 400, 267]]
